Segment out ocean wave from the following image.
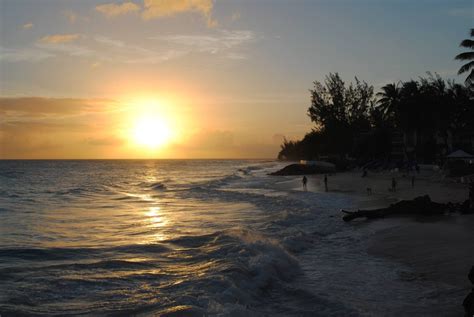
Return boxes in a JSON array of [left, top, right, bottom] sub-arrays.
[[0, 247, 94, 261], [137, 180, 168, 191], [0, 243, 170, 262], [48, 259, 157, 271], [0, 170, 25, 179], [149, 181, 167, 191], [165, 229, 301, 298]]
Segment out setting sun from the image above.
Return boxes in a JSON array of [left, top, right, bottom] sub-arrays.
[[132, 116, 172, 149]]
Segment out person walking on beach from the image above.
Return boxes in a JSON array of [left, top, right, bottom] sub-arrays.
[[469, 181, 474, 209], [302, 176, 308, 191], [324, 174, 328, 192], [391, 177, 397, 192]]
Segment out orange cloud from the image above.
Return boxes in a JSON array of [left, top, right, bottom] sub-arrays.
[[0, 97, 124, 159], [142, 0, 217, 27], [0, 97, 118, 116], [95, 1, 141, 17], [39, 34, 81, 44]]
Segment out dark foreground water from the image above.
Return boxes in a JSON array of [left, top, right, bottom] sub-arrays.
[[0, 160, 461, 316]]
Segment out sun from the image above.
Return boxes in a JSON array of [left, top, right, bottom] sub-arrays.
[[132, 116, 172, 149]]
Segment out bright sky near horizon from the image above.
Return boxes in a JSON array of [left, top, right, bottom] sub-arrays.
[[0, 0, 472, 159]]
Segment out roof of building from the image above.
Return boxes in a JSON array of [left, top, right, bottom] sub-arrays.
[[446, 150, 474, 158]]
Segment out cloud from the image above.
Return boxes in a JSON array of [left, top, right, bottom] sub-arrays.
[[152, 30, 255, 55], [39, 34, 81, 44], [142, 0, 217, 27], [0, 120, 90, 159], [36, 42, 94, 57], [93, 35, 186, 63], [1, 121, 87, 133], [0, 128, 65, 157], [22, 22, 33, 30], [96, 1, 141, 17], [0, 47, 53, 62], [3, 27, 254, 66], [0, 97, 124, 159], [94, 35, 126, 48], [8, 34, 186, 65], [0, 97, 119, 117]]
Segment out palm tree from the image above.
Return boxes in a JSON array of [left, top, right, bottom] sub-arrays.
[[376, 83, 400, 122], [455, 29, 474, 87]]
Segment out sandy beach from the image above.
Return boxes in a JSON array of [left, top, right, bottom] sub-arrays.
[[304, 169, 469, 205], [299, 169, 474, 315]]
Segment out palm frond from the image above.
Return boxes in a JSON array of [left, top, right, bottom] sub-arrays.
[[460, 39, 474, 49], [455, 52, 474, 61], [458, 61, 474, 75], [466, 69, 474, 85]]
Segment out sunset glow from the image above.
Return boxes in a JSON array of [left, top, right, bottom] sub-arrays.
[[132, 116, 172, 149], [0, 0, 470, 159]]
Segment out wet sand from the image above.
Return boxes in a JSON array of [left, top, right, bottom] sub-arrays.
[[368, 215, 474, 288], [287, 168, 473, 314]]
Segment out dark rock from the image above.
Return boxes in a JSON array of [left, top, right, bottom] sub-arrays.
[[340, 195, 472, 222], [463, 266, 474, 317]]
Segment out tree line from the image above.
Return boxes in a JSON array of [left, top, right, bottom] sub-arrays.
[[278, 73, 473, 164], [279, 30, 474, 165]]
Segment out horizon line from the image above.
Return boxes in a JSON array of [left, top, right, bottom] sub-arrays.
[[0, 158, 277, 161]]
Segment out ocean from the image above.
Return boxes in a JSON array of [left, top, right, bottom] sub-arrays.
[[0, 160, 460, 316]]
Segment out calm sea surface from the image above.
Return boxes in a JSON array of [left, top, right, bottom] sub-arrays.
[[0, 160, 461, 316]]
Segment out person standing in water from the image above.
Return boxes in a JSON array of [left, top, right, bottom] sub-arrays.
[[302, 176, 308, 191], [391, 177, 397, 192], [324, 174, 328, 192]]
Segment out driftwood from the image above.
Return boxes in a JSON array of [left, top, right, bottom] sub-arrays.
[[341, 195, 472, 222]]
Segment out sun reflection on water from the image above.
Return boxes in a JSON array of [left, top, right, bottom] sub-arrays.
[[146, 207, 167, 226], [144, 206, 169, 242]]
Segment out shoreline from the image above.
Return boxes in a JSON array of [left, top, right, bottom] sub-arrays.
[[282, 168, 473, 314]]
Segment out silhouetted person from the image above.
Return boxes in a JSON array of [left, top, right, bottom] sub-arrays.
[[411, 175, 415, 188], [415, 164, 420, 174], [391, 177, 397, 192], [324, 174, 328, 192], [302, 176, 308, 191], [362, 169, 367, 178]]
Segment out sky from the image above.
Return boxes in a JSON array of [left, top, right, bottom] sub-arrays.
[[0, 0, 472, 159]]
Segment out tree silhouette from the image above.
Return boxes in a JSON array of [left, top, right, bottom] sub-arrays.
[[279, 73, 473, 163], [376, 83, 400, 124], [455, 29, 474, 87], [307, 73, 374, 158]]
